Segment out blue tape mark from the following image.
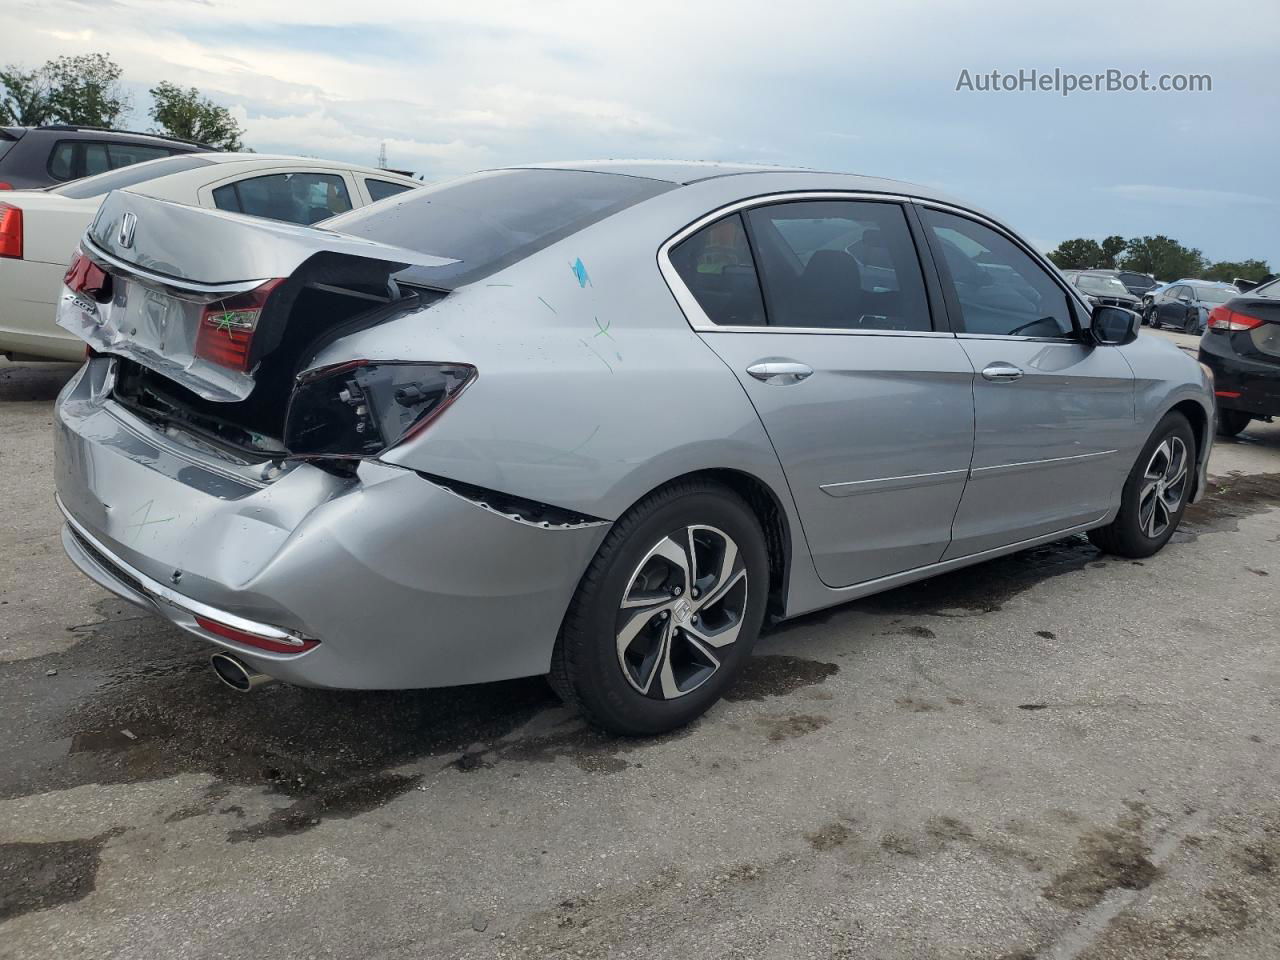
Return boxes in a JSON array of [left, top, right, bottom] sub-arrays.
[[570, 258, 591, 288]]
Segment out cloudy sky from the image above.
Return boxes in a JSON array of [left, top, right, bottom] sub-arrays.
[[4, 0, 1277, 266]]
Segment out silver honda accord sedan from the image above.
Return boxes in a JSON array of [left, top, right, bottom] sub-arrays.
[[53, 161, 1214, 734]]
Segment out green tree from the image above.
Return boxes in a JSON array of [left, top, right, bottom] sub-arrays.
[[1202, 259, 1271, 284], [148, 81, 245, 150], [0, 64, 52, 125], [1048, 237, 1105, 270], [1099, 235, 1126, 269], [1118, 236, 1205, 281], [43, 53, 129, 127]]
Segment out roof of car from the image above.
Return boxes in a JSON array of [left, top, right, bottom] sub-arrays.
[[515, 160, 820, 184], [197, 153, 419, 181], [21, 124, 212, 149]]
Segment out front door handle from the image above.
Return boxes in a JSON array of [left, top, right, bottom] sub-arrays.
[[746, 360, 814, 385], [981, 362, 1023, 382]]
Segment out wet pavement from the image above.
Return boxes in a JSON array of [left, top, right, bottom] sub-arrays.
[[2, 357, 1279, 959]]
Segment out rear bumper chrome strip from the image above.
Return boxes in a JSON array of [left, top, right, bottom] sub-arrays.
[[57, 495, 308, 646]]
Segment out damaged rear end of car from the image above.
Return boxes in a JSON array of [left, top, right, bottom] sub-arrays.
[[53, 189, 611, 690]]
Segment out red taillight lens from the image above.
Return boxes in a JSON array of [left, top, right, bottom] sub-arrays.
[[63, 248, 113, 302], [0, 182, 13, 191], [0, 202, 22, 259], [194, 278, 286, 371], [284, 360, 477, 458], [194, 615, 319, 655], [1207, 305, 1264, 331]]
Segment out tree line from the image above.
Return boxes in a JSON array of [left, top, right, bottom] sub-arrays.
[[0, 52, 245, 150], [1048, 234, 1271, 284]]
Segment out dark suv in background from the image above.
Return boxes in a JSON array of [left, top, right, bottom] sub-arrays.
[[0, 125, 211, 190]]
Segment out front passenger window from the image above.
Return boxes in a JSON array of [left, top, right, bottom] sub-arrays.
[[922, 209, 1074, 338]]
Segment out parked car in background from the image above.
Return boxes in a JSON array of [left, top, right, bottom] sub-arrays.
[[1070, 267, 1159, 301], [1064, 270, 1142, 311], [1199, 276, 1280, 436], [1144, 280, 1239, 334], [0, 154, 421, 360], [0, 125, 211, 191], [52, 161, 1213, 735]]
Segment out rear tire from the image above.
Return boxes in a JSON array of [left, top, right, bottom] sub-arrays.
[[1217, 409, 1252, 438], [1088, 412, 1195, 559], [549, 480, 770, 736]]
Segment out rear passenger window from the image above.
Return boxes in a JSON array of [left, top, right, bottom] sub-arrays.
[[923, 209, 1075, 338], [48, 142, 76, 180], [366, 178, 414, 202], [746, 200, 931, 331], [212, 172, 353, 225], [669, 213, 766, 326], [107, 143, 170, 169]]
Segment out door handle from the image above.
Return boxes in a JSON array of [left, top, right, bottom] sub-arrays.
[[746, 360, 814, 385], [981, 362, 1023, 382]]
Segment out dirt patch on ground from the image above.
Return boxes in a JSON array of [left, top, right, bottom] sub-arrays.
[[756, 713, 830, 741], [1043, 808, 1159, 910], [806, 820, 855, 851], [723, 655, 839, 701], [0, 829, 122, 922]]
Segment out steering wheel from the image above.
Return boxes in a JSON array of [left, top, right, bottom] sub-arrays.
[[1004, 316, 1059, 337]]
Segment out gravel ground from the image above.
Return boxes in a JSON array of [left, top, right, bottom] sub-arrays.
[[1, 335, 1278, 960]]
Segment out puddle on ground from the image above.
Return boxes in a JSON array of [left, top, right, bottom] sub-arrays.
[[723, 655, 838, 701], [0, 362, 78, 403], [1178, 472, 1280, 539], [0, 829, 123, 922]]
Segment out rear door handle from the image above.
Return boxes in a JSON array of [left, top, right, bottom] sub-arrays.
[[746, 360, 813, 385], [981, 362, 1023, 383]]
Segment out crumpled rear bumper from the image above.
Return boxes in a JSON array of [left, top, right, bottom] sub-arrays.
[[54, 363, 610, 688]]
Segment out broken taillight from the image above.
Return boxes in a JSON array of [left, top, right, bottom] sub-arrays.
[[64, 248, 113, 302], [0, 202, 22, 259], [194, 278, 286, 371], [283, 360, 477, 459]]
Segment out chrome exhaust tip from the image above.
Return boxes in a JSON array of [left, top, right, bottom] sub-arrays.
[[210, 652, 274, 692]]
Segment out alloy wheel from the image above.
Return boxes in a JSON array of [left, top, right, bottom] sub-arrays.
[[1138, 436, 1189, 539], [615, 525, 748, 699]]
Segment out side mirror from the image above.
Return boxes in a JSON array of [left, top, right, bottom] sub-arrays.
[[1177, 295, 1192, 303], [1089, 305, 1140, 346]]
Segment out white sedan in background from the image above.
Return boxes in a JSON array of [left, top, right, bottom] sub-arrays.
[[0, 154, 421, 361]]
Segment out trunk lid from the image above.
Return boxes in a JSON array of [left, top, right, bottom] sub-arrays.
[[58, 190, 456, 402]]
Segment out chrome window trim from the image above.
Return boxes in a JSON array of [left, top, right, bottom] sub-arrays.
[[657, 190, 940, 337]]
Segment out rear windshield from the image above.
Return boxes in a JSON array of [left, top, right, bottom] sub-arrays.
[[50, 154, 213, 199], [323, 168, 673, 288], [1252, 277, 1280, 298], [1193, 285, 1235, 303], [1076, 275, 1129, 296]]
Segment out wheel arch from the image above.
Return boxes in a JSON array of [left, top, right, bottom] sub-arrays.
[[1165, 397, 1211, 500], [613, 467, 795, 623]]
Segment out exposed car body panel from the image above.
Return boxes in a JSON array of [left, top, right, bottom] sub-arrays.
[[55, 362, 609, 686]]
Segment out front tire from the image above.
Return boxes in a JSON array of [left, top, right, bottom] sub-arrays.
[[549, 480, 770, 735], [1217, 409, 1252, 438], [1088, 413, 1195, 558]]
